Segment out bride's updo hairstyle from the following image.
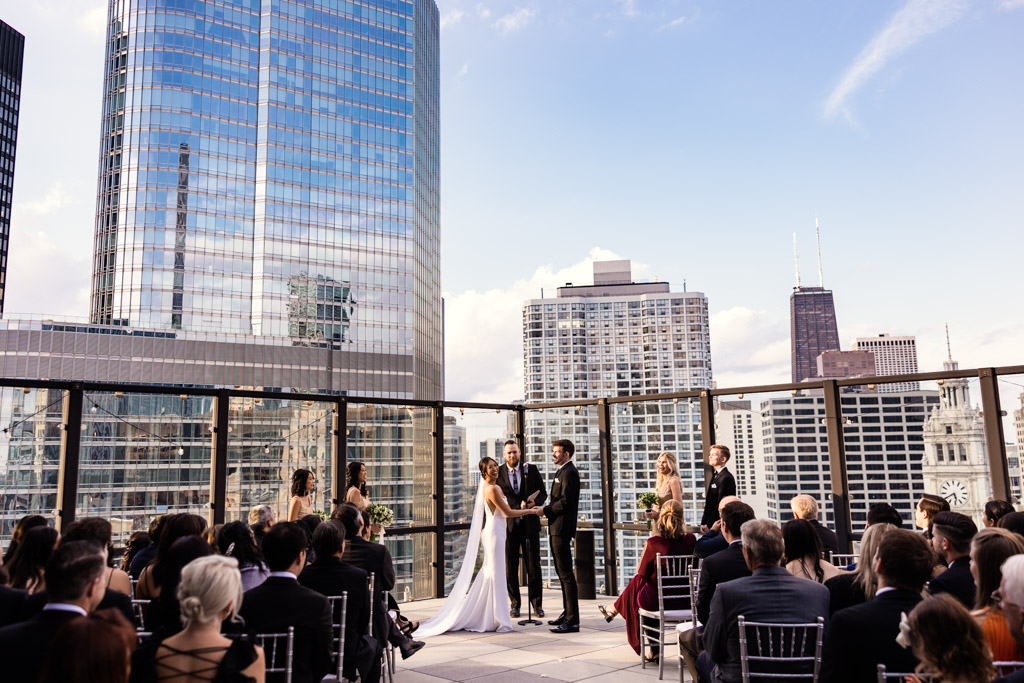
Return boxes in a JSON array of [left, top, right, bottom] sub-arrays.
[[657, 499, 686, 540], [177, 555, 244, 627], [479, 457, 497, 479]]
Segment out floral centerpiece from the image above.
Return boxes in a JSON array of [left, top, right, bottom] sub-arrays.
[[367, 502, 394, 542], [637, 492, 659, 530]]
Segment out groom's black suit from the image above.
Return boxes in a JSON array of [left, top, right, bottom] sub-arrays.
[[543, 459, 581, 626], [497, 461, 547, 613]]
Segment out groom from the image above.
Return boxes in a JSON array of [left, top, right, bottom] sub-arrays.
[[497, 440, 547, 619], [541, 438, 581, 633]]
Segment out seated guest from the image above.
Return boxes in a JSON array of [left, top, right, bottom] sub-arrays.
[[905, 594, 995, 683], [0, 540, 107, 681], [969, 527, 1024, 661], [783, 519, 841, 584], [144, 536, 213, 635], [985, 500, 1015, 528], [120, 531, 151, 574], [42, 608, 137, 683], [697, 519, 830, 683], [6, 525, 59, 594], [334, 503, 424, 659], [790, 494, 839, 557], [2, 514, 48, 564], [679, 500, 755, 681], [825, 522, 896, 615], [994, 556, 1024, 683], [867, 502, 903, 529], [249, 505, 276, 551], [0, 581, 27, 627], [130, 516, 166, 579], [693, 496, 740, 559], [217, 521, 269, 591], [136, 513, 208, 600], [597, 500, 695, 656], [299, 514, 323, 564], [915, 493, 950, 539], [132, 555, 264, 683], [357, 509, 417, 635], [999, 511, 1024, 537], [61, 517, 132, 595], [926, 511, 978, 608], [299, 520, 375, 683], [820, 529, 933, 682], [239, 522, 333, 683]]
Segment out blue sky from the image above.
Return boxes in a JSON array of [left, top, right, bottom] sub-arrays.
[[3, 0, 1023, 406]]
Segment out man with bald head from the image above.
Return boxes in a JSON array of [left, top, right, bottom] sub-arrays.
[[695, 495, 741, 559]]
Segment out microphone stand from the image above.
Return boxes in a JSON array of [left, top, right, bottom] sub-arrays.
[[518, 521, 542, 626]]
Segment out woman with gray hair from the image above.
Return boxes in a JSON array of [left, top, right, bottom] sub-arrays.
[[131, 556, 266, 682]]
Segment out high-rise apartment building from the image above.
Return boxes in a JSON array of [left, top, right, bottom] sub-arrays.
[[523, 260, 711, 590], [0, 20, 24, 318], [714, 400, 767, 517], [853, 334, 920, 392], [791, 287, 840, 383]]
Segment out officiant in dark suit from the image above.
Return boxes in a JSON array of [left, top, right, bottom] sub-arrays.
[[497, 439, 547, 618], [541, 439, 581, 633]]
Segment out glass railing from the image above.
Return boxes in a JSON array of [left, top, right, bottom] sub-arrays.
[[0, 362, 1021, 599]]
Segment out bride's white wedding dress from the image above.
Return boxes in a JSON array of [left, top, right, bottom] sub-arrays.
[[417, 484, 515, 636]]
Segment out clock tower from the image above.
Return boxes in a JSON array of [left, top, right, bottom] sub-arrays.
[[922, 352, 991, 526]]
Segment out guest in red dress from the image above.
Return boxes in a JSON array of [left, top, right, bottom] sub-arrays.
[[599, 499, 696, 654]]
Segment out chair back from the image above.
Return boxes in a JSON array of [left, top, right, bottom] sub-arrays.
[[130, 577, 139, 600], [737, 615, 824, 682], [327, 593, 349, 679], [829, 552, 856, 567], [655, 554, 693, 616], [995, 661, 1024, 676], [688, 568, 701, 628], [875, 664, 933, 682], [254, 626, 295, 683], [131, 598, 150, 631], [367, 573, 375, 635]]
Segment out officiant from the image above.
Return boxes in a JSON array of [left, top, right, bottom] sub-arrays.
[[497, 439, 547, 618]]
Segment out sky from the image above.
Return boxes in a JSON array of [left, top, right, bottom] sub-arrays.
[[3, 0, 1024, 410]]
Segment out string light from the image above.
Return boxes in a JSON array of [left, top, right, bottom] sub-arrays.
[[2, 395, 65, 436]]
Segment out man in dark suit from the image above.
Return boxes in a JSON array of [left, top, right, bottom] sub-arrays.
[[926, 511, 978, 608], [0, 584, 27, 627], [694, 495, 740, 559], [541, 438, 581, 633], [820, 529, 933, 682], [790, 494, 840, 558], [334, 503, 424, 659], [994, 555, 1024, 682], [680, 500, 755, 681], [697, 519, 830, 683], [0, 540, 106, 681], [700, 445, 736, 532], [299, 520, 376, 683], [239, 522, 333, 683], [497, 439, 547, 618]]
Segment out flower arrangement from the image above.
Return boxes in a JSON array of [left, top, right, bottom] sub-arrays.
[[367, 502, 394, 527], [314, 509, 329, 522]]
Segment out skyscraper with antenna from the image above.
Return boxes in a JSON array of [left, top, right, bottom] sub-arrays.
[[790, 220, 841, 383]]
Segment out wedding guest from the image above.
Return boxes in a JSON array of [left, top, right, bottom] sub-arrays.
[[143, 536, 213, 635], [3, 514, 48, 564], [790, 494, 839, 558], [904, 594, 995, 683], [824, 522, 895, 614], [136, 513, 207, 600], [915, 493, 950, 539], [120, 531, 151, 574], [132, 555, 265, 683], [300, 514, 323, 564], [0, 581, 27, 627], [0, 541, 107, 681], [61, 517, 132, 595], [6, 526, 59, 594], [969, 527, 1024, 661], [203, 523, 223, 552], [345, 461, 383, 536], [693, 496, 740, 559], [130, 516, 166, 579], [41, 608, 137, 683], [700, 445, 735, 533], [926, 511, 978, 608], [867, 502, 903, 529], [599, 500, 696, 658], [645, 452, 682, 522], [217, 521, 269, 591], [783, 519, 841, 584], [249, 505, 275, 550], [986, 500, 1017, 527], [288, 468, 316, 522], [999, 512, 1024, 537]]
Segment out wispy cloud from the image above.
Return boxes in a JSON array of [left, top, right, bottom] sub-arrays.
[[616, 0, 638, 17], [440, 9, 466, 30], [825, 0, 971, 124], [458, 62, 470, 78], [657, 11, 698, 32], [997, 0, 1024, 8], [493, 7, 536, 35], [21, 181, 69, 215], [477, 3, 492, 20]]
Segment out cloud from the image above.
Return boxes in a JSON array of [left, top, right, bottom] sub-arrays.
[[997, 0, 1024, 8], [477, 3, 492, 20], [458, 62, 470, 78], [493, 7, 536, 34], [616, 0, 638, 17], [657, 14, 691, 31], [76, 2, 107, 39], [3, 228, 91, 319], [443, 248, 633, 403], [20, 182, 69, 216], [708, 307, 791, 388], [825, 0, 970, 124], [440, 9, 466, 30]]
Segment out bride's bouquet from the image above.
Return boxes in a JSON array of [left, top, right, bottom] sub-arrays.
[[637, 492, 659, 530], [367, 502, 394, 542]]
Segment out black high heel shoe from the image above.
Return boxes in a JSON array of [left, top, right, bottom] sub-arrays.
[[598, 605, 615, 622]]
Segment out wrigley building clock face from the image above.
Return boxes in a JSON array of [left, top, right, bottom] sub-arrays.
[[941, 480, 969, 507]]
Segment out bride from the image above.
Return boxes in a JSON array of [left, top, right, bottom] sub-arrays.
[[417, 456, 541, 636]]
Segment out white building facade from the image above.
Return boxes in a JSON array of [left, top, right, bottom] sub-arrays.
[[853, 334, 920, 392]]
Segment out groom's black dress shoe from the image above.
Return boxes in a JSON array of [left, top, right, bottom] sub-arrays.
[[549, 623, 579, 634], [548, 615, 565, 626], [510, 608, 520, 618]]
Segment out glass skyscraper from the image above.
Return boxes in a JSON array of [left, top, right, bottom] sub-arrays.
[[0, 20, 24, 318], [90, 0, 441, 396], [790, 286, 840, 384]]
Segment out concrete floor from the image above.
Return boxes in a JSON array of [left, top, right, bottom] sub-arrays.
[[392, 589, 691, 683]]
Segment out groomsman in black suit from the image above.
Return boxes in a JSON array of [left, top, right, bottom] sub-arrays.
[[497, 439, 548, 619], [541, 439, 581, 633], [700, 444, 736, 533]]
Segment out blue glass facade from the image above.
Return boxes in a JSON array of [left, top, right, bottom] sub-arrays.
[[91, 0, 441, 397], [0, 21, 24, 318]]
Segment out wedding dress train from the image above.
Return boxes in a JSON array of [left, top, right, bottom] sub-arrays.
[[417, 483, 515, 635]]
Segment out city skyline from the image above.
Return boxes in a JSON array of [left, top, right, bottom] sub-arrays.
[[1, 1, 1022, 406]]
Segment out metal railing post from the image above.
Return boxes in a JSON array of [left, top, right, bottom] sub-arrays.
[[979, 369, 1011, 502], [597, 398, 617, 595], [332, 397, 347, 510], [822, 380, 852, 552], [209, 389, 230, 526], [515, 404, 525, 452], [699, 390, 717, 491], [432, 403, 446, 598], [56, 384, 84, 532]]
